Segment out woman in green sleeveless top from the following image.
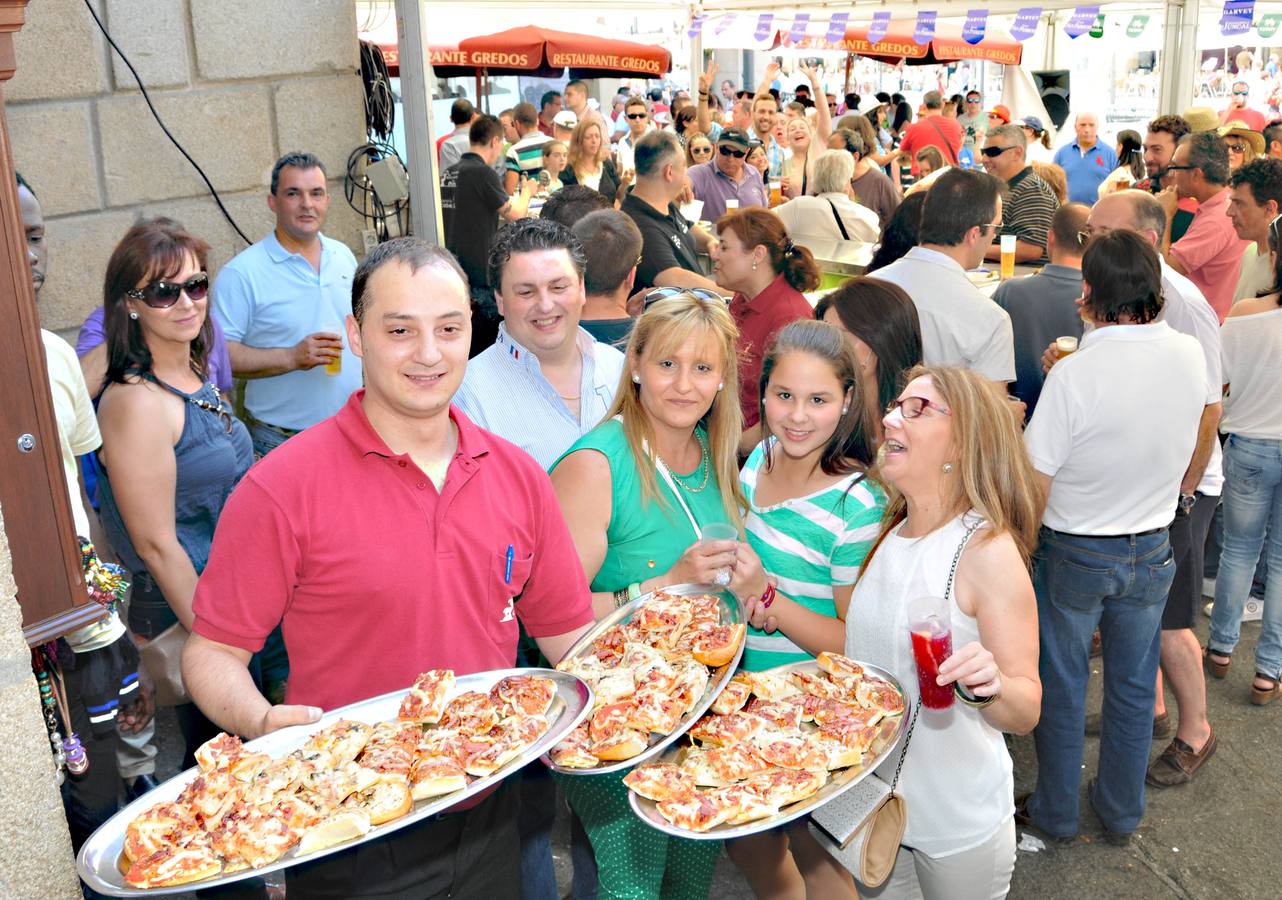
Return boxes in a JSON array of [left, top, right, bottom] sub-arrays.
[[550, 293, 746, 900], [724, 320, 886, 899]]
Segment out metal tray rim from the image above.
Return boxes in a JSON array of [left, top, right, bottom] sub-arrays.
[[627, 658, 906, 840], [542, 582, 745, 776], [77, 667, 592, 896]]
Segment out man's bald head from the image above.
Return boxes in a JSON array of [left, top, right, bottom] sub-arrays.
[[1089, 190, 1167, 246]]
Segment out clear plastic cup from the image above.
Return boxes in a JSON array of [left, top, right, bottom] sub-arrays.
[[907, 596, 954, 709]]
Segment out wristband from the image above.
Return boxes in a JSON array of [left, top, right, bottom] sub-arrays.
[[759, 581, 776, 609], [954, 682, 997, 708]]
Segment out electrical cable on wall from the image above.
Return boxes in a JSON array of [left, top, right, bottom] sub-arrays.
[[82, 0, 251, 245], [349, 42, 409, 243]]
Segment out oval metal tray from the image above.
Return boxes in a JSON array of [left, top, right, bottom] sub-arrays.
[[542, 583, 745, 776], [78, 667, 591, 896], [628, 658, 906, 840]]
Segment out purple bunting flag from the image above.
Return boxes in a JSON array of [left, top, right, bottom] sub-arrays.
[[687, 14, 705, 39], [869, 11, 891, 44], [1066, 5, 1101, 38], [753, 13, 773, 42], [1221, 0, 1255, 36], [826, 12, 850, 43], [1011, 7, 1042, 41], [713, 13, 736, 36], [789, 13, 810, 43], [963, 8, 988, 44], [913, 11, 937, 45]]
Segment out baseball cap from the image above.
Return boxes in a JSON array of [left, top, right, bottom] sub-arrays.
[[553, 110, 578, 129], [717, 127, 753, 149], [1018, 115, 1045, 134], [986, 104, 1012, 124]]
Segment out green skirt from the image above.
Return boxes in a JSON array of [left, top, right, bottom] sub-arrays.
[[554, 770, 722, 900]]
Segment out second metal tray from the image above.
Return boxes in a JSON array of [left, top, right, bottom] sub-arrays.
[[543, 583, 745, 776]]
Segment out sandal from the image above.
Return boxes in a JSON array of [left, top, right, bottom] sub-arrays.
[[1252, 673, 1282, 706], [1204, 647, 1231, 679]]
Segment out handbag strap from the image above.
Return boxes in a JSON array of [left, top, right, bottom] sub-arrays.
[[926, 117, 960, 165], [640, 432, 703, 541], [825, 198, 851, 240], [888, 514, 984, 792]]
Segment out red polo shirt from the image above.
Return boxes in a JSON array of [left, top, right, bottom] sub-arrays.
[[730, 274, 814, 428], [192, 391, 594, 711]]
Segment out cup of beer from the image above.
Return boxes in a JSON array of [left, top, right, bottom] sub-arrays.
[[769, 182, 782, 207], [999, 234, 1016, 279], [320, 321, 343, 376], [1055, 335, 1079, 359], [725, 198, 740, 211]]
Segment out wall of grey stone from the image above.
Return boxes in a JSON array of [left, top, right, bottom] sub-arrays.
[[0, 501, 81, 899], [7, 0, 369, 344]]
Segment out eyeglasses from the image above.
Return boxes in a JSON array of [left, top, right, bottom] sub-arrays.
[[643, 286, 725, 309], [691, 145, 713, 156], [718, 145, 747, 158], [966, 98, 981, 104], [979, 145, 1016, 158], [886, 396, 951, 419], [1164, 164, 1197, 172], [1227, 142, 1247, 153], [977, 222, 1000, 234], [1233, 89, 1250, 96], [125, 272, 210, 309], [627, 112, 648, 120]]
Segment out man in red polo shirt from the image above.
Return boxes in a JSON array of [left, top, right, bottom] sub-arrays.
[[898, 90, 962, 174], [182, 238, 595, 898]]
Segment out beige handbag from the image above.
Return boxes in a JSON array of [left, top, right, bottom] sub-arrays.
[[808, 699, 917, 888], [138, 621, 191, 706]]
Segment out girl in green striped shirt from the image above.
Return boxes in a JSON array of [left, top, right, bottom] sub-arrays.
[[726, 319, 886, 899]]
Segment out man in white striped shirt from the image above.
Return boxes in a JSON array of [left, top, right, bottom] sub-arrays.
[[455, 217, 625, 471]]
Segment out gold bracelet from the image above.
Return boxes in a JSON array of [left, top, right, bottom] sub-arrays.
[[614, 588, 630, 608], [954, 683, 997, 709]]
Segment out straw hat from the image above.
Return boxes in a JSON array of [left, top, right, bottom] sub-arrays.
[[1181, 106, 1220, 133], [1218, 121, 1265, 155]]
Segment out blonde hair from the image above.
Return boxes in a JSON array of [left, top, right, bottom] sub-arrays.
[[870, 365, 1043, 564], [782, 118, 823, 192], [568, 119, 609, 171], [1030, 161, 1068, 204], [608, 294, 746, 527]]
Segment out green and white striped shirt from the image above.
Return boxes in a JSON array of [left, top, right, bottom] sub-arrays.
[[739, 441, 887, 671]]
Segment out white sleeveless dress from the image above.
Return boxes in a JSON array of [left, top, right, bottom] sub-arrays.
[[844, 511, 1015, 858]]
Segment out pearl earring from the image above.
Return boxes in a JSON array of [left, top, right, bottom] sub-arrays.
[[632, 374, 641, 384], [129, 310, 139, 320], [717, 382, 724, 391], [841, 406, 849, 415], [942, 463, 953, 474]]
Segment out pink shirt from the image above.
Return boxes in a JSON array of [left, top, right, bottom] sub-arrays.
[[192, 392, 594, 711], [1169, 188, 1248, 323]]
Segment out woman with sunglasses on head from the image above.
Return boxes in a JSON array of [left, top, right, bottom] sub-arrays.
[[550, 293, 745, 900], [562, 118, 629, 207], [724, 320, 886, 900], [747, 366, 1041, 898], [95, 219, 254, 769], [816, 277, 925, 443], [712, 208, 821, 454], [686, 133, 714, 168]]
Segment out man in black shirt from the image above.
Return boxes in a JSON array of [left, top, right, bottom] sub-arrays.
[[441, 114, 536, 355], [619, 130, 721, 293]]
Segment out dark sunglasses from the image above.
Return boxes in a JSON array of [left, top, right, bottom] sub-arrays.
[[886, 395, 951, 419], [643, 286, 725, 310], [691, 145, 713, 155], [719, 145, 747, 158], [1234, 89, 1250, 96], [980, 145, 1017, 158], [1227, 142, 1248, 153], [126, 272, 210, 309], [627, 112, 648, 120]]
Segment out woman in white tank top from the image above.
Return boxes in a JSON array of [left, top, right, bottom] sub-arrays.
[[750, 367, 1043, 899]]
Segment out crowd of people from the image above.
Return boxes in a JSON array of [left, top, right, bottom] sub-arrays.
[[21, 60, 1282, 900]]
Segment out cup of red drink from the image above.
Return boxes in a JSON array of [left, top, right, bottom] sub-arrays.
[[907, 596, 954, 709]]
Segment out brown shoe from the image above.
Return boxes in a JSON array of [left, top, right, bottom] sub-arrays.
[[1146, 730, 1218, 787], [1252, 673, 1282, 706], [1204, 648, 1231, 679]]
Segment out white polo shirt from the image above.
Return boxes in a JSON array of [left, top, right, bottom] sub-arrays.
[[872, 246, 1016, 382], [1025, 322, 1206, 535]]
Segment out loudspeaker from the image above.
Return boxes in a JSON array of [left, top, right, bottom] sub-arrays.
[[1032, 70, 1071, 128]]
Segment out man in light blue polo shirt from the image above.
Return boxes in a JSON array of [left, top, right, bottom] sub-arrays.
[[1053, 112, 1119, 204], [455, 217, 624, 470], [214, 152, 361, 457]]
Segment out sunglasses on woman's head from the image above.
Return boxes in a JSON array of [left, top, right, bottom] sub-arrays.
[[643, 286, 725, 310], [126, 272, 210, 309]]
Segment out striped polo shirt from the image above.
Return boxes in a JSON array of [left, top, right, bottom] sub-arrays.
[[505, 130, 551, 180], [1002, 167, 1060, 263], [739, 441, 886, 671]]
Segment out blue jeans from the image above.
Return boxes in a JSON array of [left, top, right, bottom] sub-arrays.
[[248, 419, 296, 460], [1210, 434, 1282, 677], [1028, 526, 1175, 837]]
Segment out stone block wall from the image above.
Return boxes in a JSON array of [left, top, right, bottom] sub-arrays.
[[6, 0, 369, 342]]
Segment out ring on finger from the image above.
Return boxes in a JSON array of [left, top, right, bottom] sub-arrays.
[[714, 568, 731, 586]]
